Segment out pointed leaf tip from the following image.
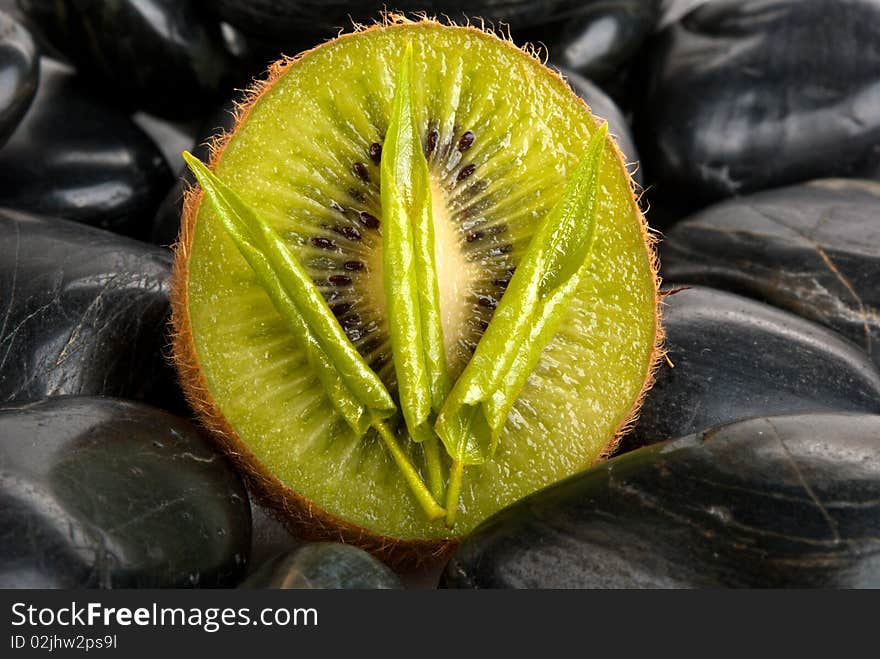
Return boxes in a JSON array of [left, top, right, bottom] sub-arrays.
[[382, 42, 450, 445], [435, 121, 609, 465], [183, 151, 397, 430]]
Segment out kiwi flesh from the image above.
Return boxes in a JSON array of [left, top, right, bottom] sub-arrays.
[[172, 17, 661, 563]]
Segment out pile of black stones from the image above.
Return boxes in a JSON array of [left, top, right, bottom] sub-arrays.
[[1, 0, 878, 589]]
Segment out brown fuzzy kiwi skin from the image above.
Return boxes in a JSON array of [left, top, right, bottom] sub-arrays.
[[169, 15, 664, 570]]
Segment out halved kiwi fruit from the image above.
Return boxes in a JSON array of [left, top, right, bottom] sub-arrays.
[[172, 17, 661, 564]]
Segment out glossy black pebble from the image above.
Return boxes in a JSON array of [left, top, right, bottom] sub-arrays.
[[526, 0, 661, 81], [620, 286, 880, 452], [0, 57, 172, 240], [0, 9, 38, 146], [662, 179, 880, 368], [658, 0, 712, 28], [443, 413, 880, 588], [0, 397, 251, 588], [18, 0, 230, 118], [207, 0, 382, 57], [242, 544, 402, 589], [211, 1, 543, 43], [641, 0, 880, 201], [212, 2, 639, 60], [151, 103, 237, 246], [559, 66, 642, 185], [0, 209, 181, 410]]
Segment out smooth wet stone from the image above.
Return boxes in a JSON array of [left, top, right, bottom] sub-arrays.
[[0, 209, 182, 410], [641, 0, 880, 202], [658, 0, 713, 27], [0, 397, 251, 588], [210, 1, 526, 44], [443, 413, 880, 588], [213, 2, 652, 64], [559, 66, 642, 185], [243, 506, 442, 589], [0, 10, 37, 146], [524, 0, 661, 81], [619, 286, 880, 452], [152, 179, 191, 248], [662, 180, 880, 369], [18, 0, 231, 118], [247, 503, 301, 572], [208, 1, 381, 57], [242, 544, 401, 589], [151, 104, 237, 246], [132, 112, 197, 174], [0, 58, 172, 239]]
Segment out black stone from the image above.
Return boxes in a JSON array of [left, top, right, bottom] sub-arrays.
[[193, 103, 240, 158], [0, 57, 172, 239], [0, 209, 183, 411], [207, 1, 378, 57], [558, 66, 642, 185], [658, 0, 713, 28], [152, 183, 188, 248], [247, 502, 301, 572], [131, 112, 198, 176], [18, 0, 232, 118], [662, 179, 880, 369], [151, 103, 237, 246], [0, 397, 251, 588], [443, 413, 880, 588], [212, 2, 652, 67], [620, 286, 880, 452], [524, 0, 661, 81], [205, 2, 452, 44], [640, 0, 880, 203], [0, 9, 37, 146], [242, 544, 401, 589]]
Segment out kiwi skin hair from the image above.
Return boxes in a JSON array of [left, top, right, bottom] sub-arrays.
[[170, 16, 663, 568]]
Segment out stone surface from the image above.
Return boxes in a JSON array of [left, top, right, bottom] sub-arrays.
[[242, 544, 402, 589], [0, 397, 251, 588], [132, 112, 197, 174], [559, 66, 642, 185], [443, 413, 880, 588], [0, 9, 37, 146], [0, 209, 182, 410], [620, 286, 880, 452], [658, 0, 713, 27], [247, 502, 301, 572], [211, 1, 540, 44], [211, 1, 656, 74], [0, 58, 172, 239], [641, 0, 880, 202], [151, 180, 189, 248], [662, 179, 880, 368], [151, 103, 237, 246], [18, 0, 231, 118], [525, 0, 661, 81]]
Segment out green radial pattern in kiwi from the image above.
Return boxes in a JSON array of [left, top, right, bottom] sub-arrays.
[[186, 23, 657, 540]]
